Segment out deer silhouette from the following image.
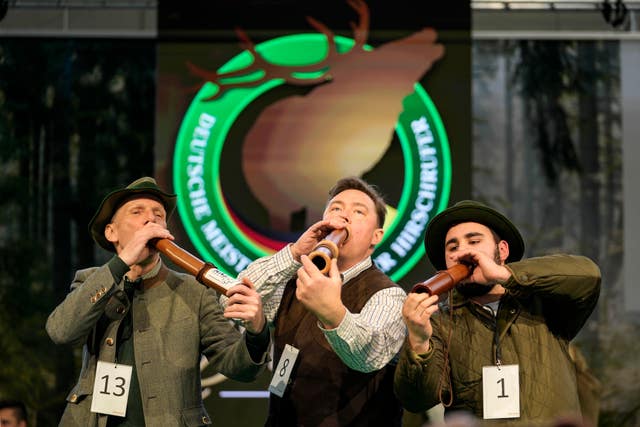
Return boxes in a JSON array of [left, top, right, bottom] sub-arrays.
[[188, 0, 445, 232]]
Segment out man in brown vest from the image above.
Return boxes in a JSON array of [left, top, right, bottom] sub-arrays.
[[236, 176, 407, 426]]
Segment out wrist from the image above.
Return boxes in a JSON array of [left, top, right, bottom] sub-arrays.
[[289, 243, 302, 262], [409, 336, 431, 355], [319, 305, 346, 330], [496, 265, 512, 284]]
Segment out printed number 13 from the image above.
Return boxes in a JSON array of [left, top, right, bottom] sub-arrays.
[[100, 374, 126, 396]]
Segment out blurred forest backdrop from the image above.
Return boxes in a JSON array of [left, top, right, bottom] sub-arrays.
[[0, 36, 638, 426]]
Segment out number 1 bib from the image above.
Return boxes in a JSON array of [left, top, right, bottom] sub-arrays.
[[482, 364, 520, 419]]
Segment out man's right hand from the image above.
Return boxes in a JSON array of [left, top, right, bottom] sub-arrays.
[[118, 222, 174, 267], [290, 218, 347, 262]]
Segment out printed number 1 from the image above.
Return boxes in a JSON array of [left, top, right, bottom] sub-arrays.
[[100, 374, 127, 396], [497, 377, 509, 398]]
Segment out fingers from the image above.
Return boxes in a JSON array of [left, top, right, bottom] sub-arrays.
[[328, 259, 340, 280], [224, 285, 264, 332], [241, 276, 255, 289], [298, 255, 320, 279], [403, 293, 439, 323], [225, 277, 255, 297]]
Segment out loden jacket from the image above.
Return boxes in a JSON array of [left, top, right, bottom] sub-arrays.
[[394, 254, 601, 426], [46, 257, 267, 427]]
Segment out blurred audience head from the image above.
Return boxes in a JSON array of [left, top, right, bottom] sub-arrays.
[[0, 399, 28, 427]]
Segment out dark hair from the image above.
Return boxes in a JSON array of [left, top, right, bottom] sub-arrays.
[[327, 176, 387, 227], [0, 399, 27, 421]]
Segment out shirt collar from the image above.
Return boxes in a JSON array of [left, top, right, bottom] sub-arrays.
[[341, 257, 373, 284]]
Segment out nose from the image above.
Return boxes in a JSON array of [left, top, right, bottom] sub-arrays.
[[144, 209, 157, 224], [334, 211, 351, 225]]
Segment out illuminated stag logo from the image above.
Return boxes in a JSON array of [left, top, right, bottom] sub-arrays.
[[173, 0, 452, 281]]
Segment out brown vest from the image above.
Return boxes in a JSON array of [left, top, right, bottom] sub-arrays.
[[266, 266, 403, 427]]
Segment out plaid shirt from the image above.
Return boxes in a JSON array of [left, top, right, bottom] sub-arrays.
[[232, 244, 407, 373]]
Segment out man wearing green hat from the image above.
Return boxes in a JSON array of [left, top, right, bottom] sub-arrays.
[[46, 177, 270, 427], [393, 200, 601, 426]]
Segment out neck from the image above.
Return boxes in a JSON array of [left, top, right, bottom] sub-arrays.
[[126, 255, 160, 281], [471, 284, 506, 305]]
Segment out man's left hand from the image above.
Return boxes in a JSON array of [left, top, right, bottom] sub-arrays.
[[296, 256, 346, 329], [224, 277, 266, 334]]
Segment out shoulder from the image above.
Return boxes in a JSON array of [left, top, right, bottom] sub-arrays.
[[362, 265, 402, 289], [166, 269, 221, 298]]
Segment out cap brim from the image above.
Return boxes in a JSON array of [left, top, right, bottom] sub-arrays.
[[89, 187, 177, 252], [424, 203, 524, 271]]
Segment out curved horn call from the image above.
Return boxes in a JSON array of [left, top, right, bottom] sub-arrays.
[[308, 228, 349, 275], [411, 263, 473, 296], [151, 238, 241, 294]]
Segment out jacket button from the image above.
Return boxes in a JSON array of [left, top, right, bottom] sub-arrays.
[[116, 306, 126, 314], [202, 416, 210, 424], [90, 296, 97, 303], [70, 394, 78, 403], [106, 337, 114, 346]]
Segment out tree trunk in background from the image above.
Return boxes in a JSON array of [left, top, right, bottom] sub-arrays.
[[599, 42, 624, 319], [576, 42, 601, 359], [49, 44, 78, 406]]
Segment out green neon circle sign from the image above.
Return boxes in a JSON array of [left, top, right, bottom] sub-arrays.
[[173, 33, 451, 280]]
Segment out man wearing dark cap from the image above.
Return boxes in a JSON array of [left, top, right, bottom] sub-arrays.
[[394, 200, 601, 426], [46, 177, 270, 427]]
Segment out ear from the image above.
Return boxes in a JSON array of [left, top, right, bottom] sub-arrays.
[[104, 223, 118, 245], [371, 227, 384, 246], [498, 239, 510, 264]]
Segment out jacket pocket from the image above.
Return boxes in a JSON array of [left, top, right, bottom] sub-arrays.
[[66, 370, 95, 404], [181, 405, 212, 426], [58, 377, 97, 427]]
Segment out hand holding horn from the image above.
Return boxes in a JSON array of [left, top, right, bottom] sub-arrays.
[[308, 228, 349, 275]]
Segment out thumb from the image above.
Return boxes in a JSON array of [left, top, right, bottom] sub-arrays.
[[241, 276, 255, 290], [328, 258, 341, 281]]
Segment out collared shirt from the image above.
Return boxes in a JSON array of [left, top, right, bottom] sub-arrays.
[[106, 259, 159, 427], [233, 244, 407, 373]]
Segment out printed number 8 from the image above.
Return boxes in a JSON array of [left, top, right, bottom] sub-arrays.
[[279, 358, 290, 377]]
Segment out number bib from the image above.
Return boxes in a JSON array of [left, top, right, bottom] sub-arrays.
[[482, 364, 520, 419], [91, 361, 133, 417], [268, 344, 299, 397]]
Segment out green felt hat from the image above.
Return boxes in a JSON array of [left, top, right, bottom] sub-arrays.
[[424, 200, 525, 270], [88, 177, 177, 251]]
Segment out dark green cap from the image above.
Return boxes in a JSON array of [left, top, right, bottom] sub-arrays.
[[424, 200, 525, 270], [88, 177, 177, 252]]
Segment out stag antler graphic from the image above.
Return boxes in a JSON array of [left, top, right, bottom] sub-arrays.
[[187, 0, 371, 101], [186, 0, 445, 232]]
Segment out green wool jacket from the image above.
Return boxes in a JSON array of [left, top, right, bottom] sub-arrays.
[[394, 254, 601, 426], [46, 257, 267, 427]]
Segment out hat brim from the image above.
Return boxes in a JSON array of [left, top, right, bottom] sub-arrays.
[[424, 202, 524, 271], [89, 187, 176, 252]]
